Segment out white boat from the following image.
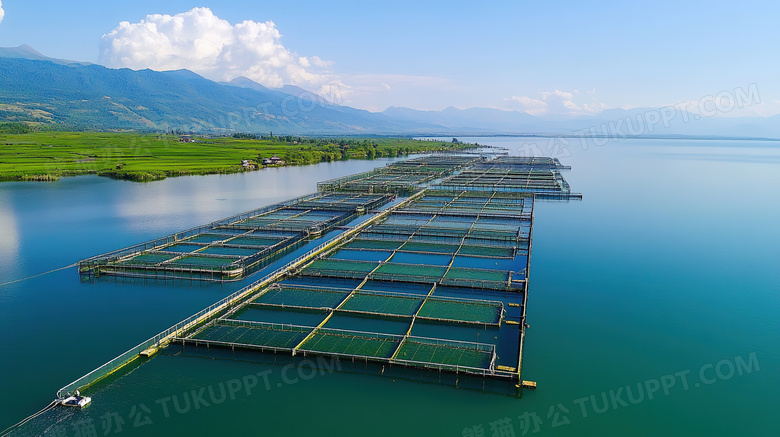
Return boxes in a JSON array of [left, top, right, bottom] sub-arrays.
[[60, 395, 91, 408]]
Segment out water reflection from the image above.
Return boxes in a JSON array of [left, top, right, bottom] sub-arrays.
[[0, 193, 20, 281], [112, 159, 404, 235]]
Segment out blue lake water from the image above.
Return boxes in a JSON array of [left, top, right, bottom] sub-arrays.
[[1, 139, 778, 436]]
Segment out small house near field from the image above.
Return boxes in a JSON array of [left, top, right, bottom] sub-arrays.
[[259, 155, 286, 165], [179, 135, 194, 143]]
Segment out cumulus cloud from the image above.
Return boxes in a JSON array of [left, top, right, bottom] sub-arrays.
[[507, 89, 607, 116], [99, 7, 332, 89], [0, 1, 5, 24]]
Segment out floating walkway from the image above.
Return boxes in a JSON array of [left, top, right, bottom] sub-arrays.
[[60, 155, 580, 398]]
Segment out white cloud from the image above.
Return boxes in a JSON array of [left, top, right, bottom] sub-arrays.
[[299, 56, 332, 68], [99, 7, 332, 89], [0, 1, 5, 24], [509, 96, 547, 114], [507, 89, 607, 116]]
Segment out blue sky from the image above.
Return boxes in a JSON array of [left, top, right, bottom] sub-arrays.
[[0, 0, 777, 115]]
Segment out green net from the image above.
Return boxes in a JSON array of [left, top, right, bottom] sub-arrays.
[[169, 255, 240, 268], [346, 239, 404, 251], [373, 263, 447, 281], [227, 236, 285, 247], [417, 298, 502, 324], [158, 244, 204, 253], [458, 245, 515, 258], [340, 292, 424, 316], [395, 338, 493, 370], [239, 218, 278, 227], [469, 225, 518, 239], [184, 233, 233, 243], [444, 267, 508, 282], [119, 252, 177, 265], [252, 210, 299, 220], [300, 329, 400, 358], [199, 246, 259, 257], [264, 221, 319, 232], [297, 211, 342, 220], [193, 321, 313, 349], [400, 241, 460, 255], [418, 226, 470, 238], [303, 259, 380, 279], [254, 286, 349, 308]]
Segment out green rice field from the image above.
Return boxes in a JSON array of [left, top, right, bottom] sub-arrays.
[[0, 132, 473, 181]]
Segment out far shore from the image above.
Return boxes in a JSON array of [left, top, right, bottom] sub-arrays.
[[0, 132, 477, 182]]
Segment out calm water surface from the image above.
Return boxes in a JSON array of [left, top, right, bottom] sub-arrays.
[[1, 140, 778, 436]]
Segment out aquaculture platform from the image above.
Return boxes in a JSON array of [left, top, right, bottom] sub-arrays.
[[61, 154, 580, 398], [78, 192, 394, 281], [317, 155, 478, 194]]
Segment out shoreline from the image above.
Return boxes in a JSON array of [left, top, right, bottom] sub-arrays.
[[0, 132, 477, 183]]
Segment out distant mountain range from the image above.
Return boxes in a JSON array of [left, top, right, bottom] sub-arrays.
[[381, 106, 780, 139], [1, 45, 778, 138], [0, 45, 438, 134], [0, 44, 93, 67]]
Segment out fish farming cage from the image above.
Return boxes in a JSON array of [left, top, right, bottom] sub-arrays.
[[359, 198, 532, 248], [181, 320, 500, 376], [78, 192, 394, 282], [316, 155, 481, 194], [300, 190, 533, 289], [171, 184, 532, 388], [434, 168, 565, 193], [396, 190, 534, 219], [432, 167, 581, 200], [177, 282, 513, 377], [344, 237, 520, 259], [299, 260, 524, 292], [238, 285, 505, 327], [317, 170, 434, 195], [386, 155, 482, 173], [59, 155, 583, 399], [478, 156, 572, 170]]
